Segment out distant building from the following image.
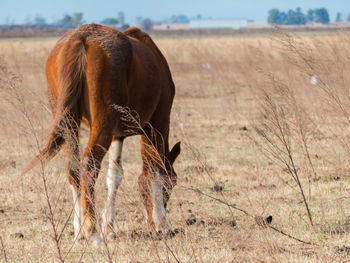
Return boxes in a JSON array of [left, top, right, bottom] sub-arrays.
[[153, 23, 189, 30], [189, 18, 248, 30]]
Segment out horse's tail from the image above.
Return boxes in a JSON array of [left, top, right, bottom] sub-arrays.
[[21, 35, 87, 176]]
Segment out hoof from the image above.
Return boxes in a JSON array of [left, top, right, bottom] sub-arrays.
[[154, 219, 171, 233], [155, 226, 171, 235]]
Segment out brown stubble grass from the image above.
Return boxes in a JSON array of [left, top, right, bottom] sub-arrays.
[[1, 31, 350, 262]]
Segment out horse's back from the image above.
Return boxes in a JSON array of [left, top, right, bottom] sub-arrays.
[[46, 24, 175, 136]]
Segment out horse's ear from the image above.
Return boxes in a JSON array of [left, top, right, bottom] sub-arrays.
[[169, 141, 181, 164]]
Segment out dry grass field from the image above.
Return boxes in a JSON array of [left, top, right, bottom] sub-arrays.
[[1, 30, 350, 262]]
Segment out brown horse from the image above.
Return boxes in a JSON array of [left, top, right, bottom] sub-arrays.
[[22, 24, 181, 244]]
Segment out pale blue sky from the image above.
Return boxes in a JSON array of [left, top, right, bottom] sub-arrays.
[[1, 0, 349, 25]]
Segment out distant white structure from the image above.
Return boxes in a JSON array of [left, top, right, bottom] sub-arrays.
[[189, 19, 248, 30], [153, 23, 189, 30]]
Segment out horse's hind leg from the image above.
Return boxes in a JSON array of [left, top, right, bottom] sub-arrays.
[[80, 124, 113, 245], [102, 137, 124, 239], [62, 114, 82, 241]]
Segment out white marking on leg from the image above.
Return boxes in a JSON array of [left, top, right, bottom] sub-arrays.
[[151, 173, 171, 231], [70, 185, 81, 241], [102, 140, 123, 236]]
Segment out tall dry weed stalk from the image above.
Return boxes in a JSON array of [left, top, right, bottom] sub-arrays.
[[0, 58, 67, 262], [253, 78, 315, 229], [253, 29, 350, 245], [251, 30, 328, 234], [174, 111, 315, 246]]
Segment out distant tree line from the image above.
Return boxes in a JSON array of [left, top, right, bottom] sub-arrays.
[[168, 15, 190, 24], [267, 8, 330, 25], [335, 12, 350, 22], [100, 11, 128, 29], [4, 11, 129, 29], [19, 12, 84, 28], [58, 13, 84, 27]]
